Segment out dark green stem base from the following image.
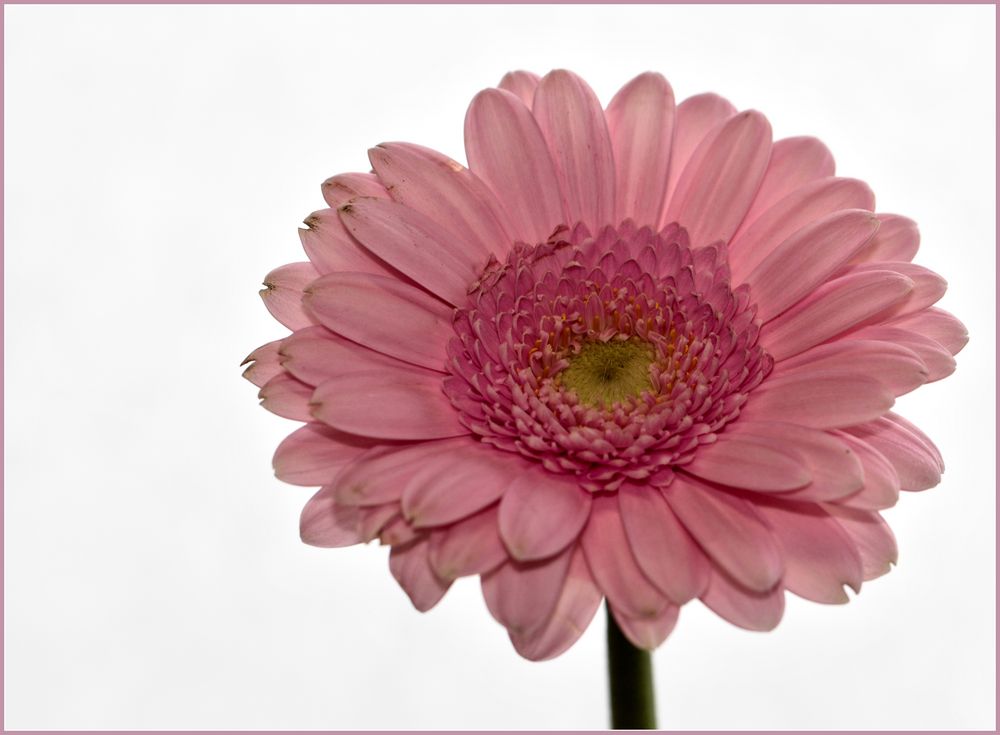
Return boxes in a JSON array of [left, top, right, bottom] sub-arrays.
[[606, 602, 657, 730]]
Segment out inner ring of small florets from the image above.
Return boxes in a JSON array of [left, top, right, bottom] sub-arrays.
[[443, 221, 772, 492]]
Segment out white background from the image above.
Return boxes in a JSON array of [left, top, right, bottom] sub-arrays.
[[4, 4, 995, 730]]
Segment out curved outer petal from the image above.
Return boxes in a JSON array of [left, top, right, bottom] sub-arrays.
[[744, 210, 880, 322], [498, 467, 592, 561], [754, 499, 863, 603], [773, 339, 928, 397], [844, 326, 955, 382], [887, 306, 969, 355], [465, 87, 566, 243], [581, 493, 670, 619], [428, 505, 507, 580], [849, 214, 920, 264], [759, 270, 914, 361], [733, 136, 835, 237], [844, 415, 942, 491], [273, 423, 380, 486], [320, 171, 390, 209], [258, 372, 314, 421], [241, 339, 284, 388], [665, 477, 784, 592], [618, 483, 710, 604], [740, 369, 895, 429], [389, 538, 452, 612], [299, 208, 397, 278], [822, 505, 898, 580], [401, 444, 519, 527], [684, 433, 811, 491], [509, 546, 603, 661], [700, 566, 785, 631], [840, 262, 948, 323], [331, 439, 465, 507], [605, 72, 675, 226], [729, 177, 876, 281], [259, 262, 320, 331], [481, 546, 574, 636], [299, 485, 363, 548], [338, 197, 483, 306], [310, 365, 467, 441], [498, 70, 540, 108], [368, 142, 513, 258], [663, 93, 736, 212], [663, 110, 772, 247], [723, 421, 865, 502], [609, 602, 680, 650], [832, 430, 901, 510], [303, 271, 454, 371], [532, 69, 616, 233]]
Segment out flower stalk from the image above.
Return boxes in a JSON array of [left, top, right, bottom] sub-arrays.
[[606, 603, 657, 729]]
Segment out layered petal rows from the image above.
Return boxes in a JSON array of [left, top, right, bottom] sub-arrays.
[[245, 70, 966, 660]]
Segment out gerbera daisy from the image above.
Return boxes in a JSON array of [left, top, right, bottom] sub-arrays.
[[244, 70, 966, 669]]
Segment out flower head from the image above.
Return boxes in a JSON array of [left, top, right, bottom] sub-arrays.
[[244, 70, 967, 660]]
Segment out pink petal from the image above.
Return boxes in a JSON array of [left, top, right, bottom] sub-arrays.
[[734, 136, 835, 237], [532, 70, 616, 233], [724, 421, 865, 502], [368, 142, 513, 258], [838, 328, 955, 384], [303, 271, 453, 372], [357, 503, 402, 543], [729, 177, 875, 282], [258, 372, 314, 421], [509, 546, 602, 661], [849, 214, 920, 264], [840, 262, 947, 322], [427, 505, 507, 580], [401, 443, 518, 527], [618, 483, 709, 604], [332, 439, 463, 507], [684, 433, 811, 491], [773, 339, 929, 397], [745, 210, 880, 322], [273, 423, 379, 486], [379, 515, 421, 547], [740, 370, 895, 429], [241, 339, 284, 388], [885, 412, 944, 468], [389, 538, 452, 612], [754, 500, 862, 603], [465, 87, 566, 243], [700, 566, 785, 631], [481, 547, 574, 635], [300, 486, 363, 548], [299, 208, 397, 277], [844, 416, 942, 491], [320, 171, 390, 209], [338, 197, 482, 306], [759, 269, 914, 361], [498, 468, 591, 561], [831, 430, 901, 511], [666, 478, 784, 592], [605, 72, 675, 226], [663, 110, 772, 247], [887, 306, 969, 355], [580, 493, 670, 618], [279, 325, 432, 389], [310, 365, 467, 441], [822, 505, 898, 581], [259, 262, 320, 331], [609, 602, 680, 650], [498, 70, 540, 108], [663, 93, 736, 212]]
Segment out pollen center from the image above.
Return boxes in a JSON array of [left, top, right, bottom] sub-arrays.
[[559, 338, 655, 407]]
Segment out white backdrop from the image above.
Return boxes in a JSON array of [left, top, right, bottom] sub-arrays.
[[4, 4, 995, 730]]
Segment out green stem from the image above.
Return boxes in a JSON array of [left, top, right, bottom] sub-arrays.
[[606, 602, 657, 729]]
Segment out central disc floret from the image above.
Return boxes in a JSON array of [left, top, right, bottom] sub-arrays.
[[559, 339, 655, 407], [443, 220, 772, 492]]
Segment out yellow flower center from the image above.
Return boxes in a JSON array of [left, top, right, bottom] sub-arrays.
[[559, 338, 655, 408]]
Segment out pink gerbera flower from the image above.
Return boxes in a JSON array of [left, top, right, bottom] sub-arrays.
[[244, 70, 967, 662]]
